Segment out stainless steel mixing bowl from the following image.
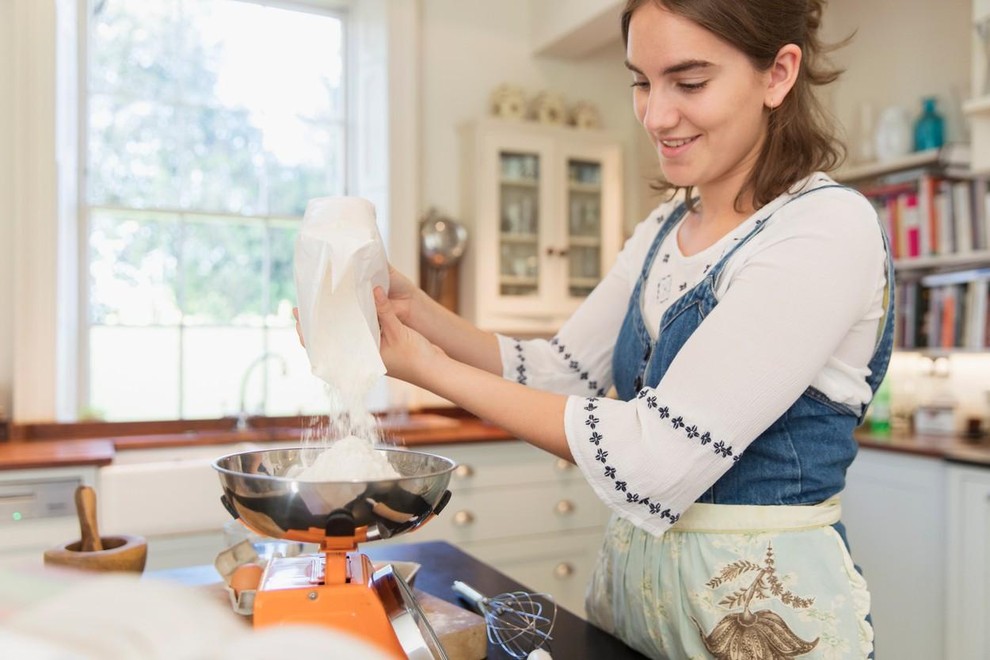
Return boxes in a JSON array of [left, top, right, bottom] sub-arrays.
[[213, 447, 455, 544]]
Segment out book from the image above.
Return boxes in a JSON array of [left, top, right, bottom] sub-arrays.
[[920, 267, 990, 287], [952, 181, 973, 253]]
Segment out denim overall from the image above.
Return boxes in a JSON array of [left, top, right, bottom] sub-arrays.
[[588, 184, 894, 659], [614, 186, 895, 508]]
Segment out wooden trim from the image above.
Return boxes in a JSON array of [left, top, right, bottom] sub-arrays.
[[6, 406, 475, 443]]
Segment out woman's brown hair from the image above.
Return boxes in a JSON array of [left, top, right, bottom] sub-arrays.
[[621, 0, 848, 212]]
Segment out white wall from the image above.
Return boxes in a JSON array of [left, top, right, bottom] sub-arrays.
[[0, 1, 16, 423], [824, 0, 973, 156], [418, 0, 647, 239]]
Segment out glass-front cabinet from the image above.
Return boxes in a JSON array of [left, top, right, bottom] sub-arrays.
[[460, 119, 622, 333]]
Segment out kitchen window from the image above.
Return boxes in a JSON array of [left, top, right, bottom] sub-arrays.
[[83, 0, 347, 421]]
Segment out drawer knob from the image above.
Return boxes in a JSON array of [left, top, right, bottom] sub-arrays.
[[554, 458, 574, 472], [554, 562, 575, 579], [452, 510, 475, 526], [554, 499, 575, 516], [454, 465, 474, 479]]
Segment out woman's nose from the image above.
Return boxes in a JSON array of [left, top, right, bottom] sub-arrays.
[[639, 91, 678, 134]]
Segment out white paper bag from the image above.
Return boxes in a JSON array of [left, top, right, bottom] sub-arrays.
[[294, 197, 389, 405]]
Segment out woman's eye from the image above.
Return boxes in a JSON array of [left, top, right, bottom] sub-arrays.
[[678, 81, 708, 92], [630, 79, 649, 90]]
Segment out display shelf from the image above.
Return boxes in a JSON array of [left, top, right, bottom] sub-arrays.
[[500, 177, 539, 188], [895, 250, 990, 273], [835, 145, 970, 183], [964, 95, 990, 116], [499, 233, 539, 244]]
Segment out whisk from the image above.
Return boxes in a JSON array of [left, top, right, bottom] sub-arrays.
[[452, 580, 556, 659]]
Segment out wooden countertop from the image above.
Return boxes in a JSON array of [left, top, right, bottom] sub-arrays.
[[0, 413, 514, 471], [855, 429, 990, 466], [2, 413, 989, 471]]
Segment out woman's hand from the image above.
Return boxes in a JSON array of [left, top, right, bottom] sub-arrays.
[[384, 264, 419, 325], [374, 286, 446, 385], [291, 264, 421, 349]]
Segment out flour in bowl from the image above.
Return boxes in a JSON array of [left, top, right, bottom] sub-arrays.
[[294, 435, 400, 482]]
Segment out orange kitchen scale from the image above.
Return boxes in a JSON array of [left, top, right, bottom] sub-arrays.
[[213, 447, 455, 659]]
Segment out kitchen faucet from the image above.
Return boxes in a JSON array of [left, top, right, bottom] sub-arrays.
[[236, 352, 289, 430]]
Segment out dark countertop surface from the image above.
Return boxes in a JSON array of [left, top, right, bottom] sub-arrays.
[[153, 540, 648, 660]]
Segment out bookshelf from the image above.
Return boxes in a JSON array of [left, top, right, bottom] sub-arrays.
[[835, 146, 990, 352]]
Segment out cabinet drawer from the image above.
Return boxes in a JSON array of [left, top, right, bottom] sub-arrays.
[[462, 529, 606, 619], [418, 441, 584, 489], [411, 478, 609, 544]]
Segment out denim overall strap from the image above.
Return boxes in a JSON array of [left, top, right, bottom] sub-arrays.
[[612, 203, 689, 399], [857, 193, 897, 423]]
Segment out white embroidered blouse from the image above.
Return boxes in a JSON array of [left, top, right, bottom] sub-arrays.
[[496, 173, 888, 536]]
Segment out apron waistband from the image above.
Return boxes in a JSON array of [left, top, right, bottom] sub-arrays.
[[668, 497, 841, 533]]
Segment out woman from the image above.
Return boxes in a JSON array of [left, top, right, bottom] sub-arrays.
[[373, 0, 890, 657]]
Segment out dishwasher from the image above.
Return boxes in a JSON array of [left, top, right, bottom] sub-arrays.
[[0, 466, 98, 569]]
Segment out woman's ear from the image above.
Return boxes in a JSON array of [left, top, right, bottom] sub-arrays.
[[765, 43, 802, 110]]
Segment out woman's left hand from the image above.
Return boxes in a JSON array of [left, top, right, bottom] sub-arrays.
[[374, 286, 446, 385]]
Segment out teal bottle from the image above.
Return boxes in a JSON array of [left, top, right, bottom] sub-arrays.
[[913, 97, 944, 151]]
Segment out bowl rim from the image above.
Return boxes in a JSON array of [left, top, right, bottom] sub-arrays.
[[211, 446, 457, 485]]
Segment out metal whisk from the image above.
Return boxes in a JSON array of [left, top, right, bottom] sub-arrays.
[[452, 580, 556, 659]]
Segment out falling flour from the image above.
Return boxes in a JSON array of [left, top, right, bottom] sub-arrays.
[[294, 435, 400, 482]]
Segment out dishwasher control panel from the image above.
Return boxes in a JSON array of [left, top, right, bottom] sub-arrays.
[[0, 478, 81, 524]]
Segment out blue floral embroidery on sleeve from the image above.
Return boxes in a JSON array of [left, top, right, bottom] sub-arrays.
[[549, 337, 609, 397], [576, 393, 742, 522]]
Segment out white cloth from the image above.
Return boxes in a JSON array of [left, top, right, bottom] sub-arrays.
[[497, 173, 888, 536]]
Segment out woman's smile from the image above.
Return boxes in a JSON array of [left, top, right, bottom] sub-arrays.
[[658, 134, 700, 158]]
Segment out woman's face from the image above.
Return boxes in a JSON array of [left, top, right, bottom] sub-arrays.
[[626, 2, 771, 195]]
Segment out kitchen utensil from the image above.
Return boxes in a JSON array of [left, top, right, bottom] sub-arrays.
[[213, 446, 456, 659], [373, 563, 448, 660], [76, 484, 102, 551], [420, 209, 468, 300], [43, 485, 147, 573], [452, 580, 556, 659]]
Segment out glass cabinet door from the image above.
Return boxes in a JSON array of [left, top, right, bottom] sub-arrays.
[[566, 159, 603, 297], [498, 151, 541, 296]]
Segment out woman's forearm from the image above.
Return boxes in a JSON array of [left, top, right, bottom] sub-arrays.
[[418, 352, 573, 461], [406, 289, 503, 375]]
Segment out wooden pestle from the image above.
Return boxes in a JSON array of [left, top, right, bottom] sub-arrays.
[[75, 485, 103, 552]]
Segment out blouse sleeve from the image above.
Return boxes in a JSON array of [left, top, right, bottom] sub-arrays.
[[564, 189, 887, 536], [495, 210, 667, 397]]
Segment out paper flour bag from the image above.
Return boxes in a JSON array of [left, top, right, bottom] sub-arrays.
[[294, 197, 389, 404]]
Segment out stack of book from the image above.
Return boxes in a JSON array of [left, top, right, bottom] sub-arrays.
[[896, 268, 990, 349], [864, 175, 990, 260]]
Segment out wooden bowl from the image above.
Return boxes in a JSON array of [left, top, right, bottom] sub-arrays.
[[43, 535, 148, 574]]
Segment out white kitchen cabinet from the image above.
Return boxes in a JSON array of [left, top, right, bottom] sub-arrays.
[[946, 462, 990, 660], [392, 441, 611, 617], [458, 118, 623, 333], [841, 447, 946, 660]]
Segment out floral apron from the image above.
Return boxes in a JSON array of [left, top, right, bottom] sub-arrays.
[[586, 186, 895, 659]]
